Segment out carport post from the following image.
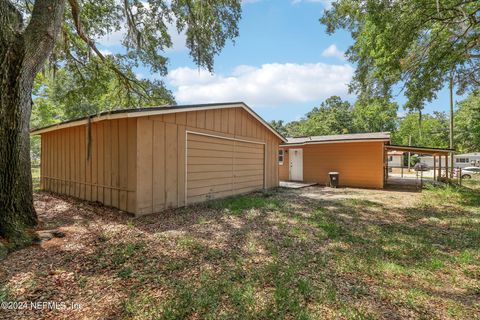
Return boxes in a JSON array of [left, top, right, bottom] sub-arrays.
[[445, 155, 449, 179], [438, 156, 442, 180], [420, 170, 423, 188], [433, 155, 436, 181]]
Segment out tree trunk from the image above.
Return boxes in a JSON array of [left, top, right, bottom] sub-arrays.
[[418, 109, 423, 143], [0, 0, 65, 245], [0, 39, 37, 242], [449, 76, 454, 178]]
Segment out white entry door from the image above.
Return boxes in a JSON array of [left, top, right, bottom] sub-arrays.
[[289, 148, 303, 181]]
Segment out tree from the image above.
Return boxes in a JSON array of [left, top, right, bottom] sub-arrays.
[[352, 98, 398, 133], [321, 0, 480, 173], [32, 65, 174, 125], [321, 0, 480, 105], [455, 91, 480, 153], [392, 112, 449, 148], [284, 96, 354, 137], [269, 120, 288, 137], [0, 0, 241, 245]]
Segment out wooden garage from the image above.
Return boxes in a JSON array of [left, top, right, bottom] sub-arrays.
[[279, 133, 390, 189], [32, 102, 286, 216]]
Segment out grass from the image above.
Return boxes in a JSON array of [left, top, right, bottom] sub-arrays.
[[462, 176, 480, 190], [2, 187, 480, 319], [207, 192, 284, 214], [31, 165, 40, 191]]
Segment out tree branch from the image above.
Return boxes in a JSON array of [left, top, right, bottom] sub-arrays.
[[123, 0, 142, 49], [67, 0, 105, 60], [67, 0, 151, 100]]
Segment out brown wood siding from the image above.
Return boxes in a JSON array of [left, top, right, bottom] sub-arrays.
[[185, 133, 265, 204], [40, 106, 281, 216], [186, 134, 235, 204], [135, 107, 280, 214], [279, 142, 385, 189], [40, 119, 138, 213]]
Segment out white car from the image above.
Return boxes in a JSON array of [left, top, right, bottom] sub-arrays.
[[459, 167, 480, 179]]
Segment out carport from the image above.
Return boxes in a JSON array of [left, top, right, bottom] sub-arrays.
[[384, 145, 455, 187]]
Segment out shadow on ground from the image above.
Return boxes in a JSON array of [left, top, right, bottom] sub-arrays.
[[1, 186, 479, 319]]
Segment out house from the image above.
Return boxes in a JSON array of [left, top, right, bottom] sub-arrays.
[[278, 133, 390, 189], [420, 152, 480, 168], [31, 102, 286, 216], [387, 151, 403, 168], [279, 133, 455, 188]]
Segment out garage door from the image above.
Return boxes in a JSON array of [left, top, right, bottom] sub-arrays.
[[186, 132, 265, 204]]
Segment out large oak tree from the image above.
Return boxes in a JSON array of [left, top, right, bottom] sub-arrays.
[[0, 0, 241, 245], [321, 0, 480, 106]]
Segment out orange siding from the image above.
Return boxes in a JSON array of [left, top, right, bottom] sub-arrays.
[[279, 142, 385, 189]]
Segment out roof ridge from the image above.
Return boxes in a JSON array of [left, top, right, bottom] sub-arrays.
[[30, 102, 288, 143]]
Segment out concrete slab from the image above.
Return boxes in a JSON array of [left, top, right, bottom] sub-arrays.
[[279, 181, 317, 189]]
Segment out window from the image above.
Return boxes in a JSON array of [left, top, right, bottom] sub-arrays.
[[456, 158, 469, 163], [388, 156, 393, 161], [278, 149, 284, 165]]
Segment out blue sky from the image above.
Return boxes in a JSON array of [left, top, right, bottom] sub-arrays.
[[98, 0, 457, 123]]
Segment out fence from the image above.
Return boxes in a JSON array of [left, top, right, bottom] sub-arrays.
[[386, 166, 469, 188]]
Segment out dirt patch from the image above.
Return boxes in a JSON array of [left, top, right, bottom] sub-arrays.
[[0, 187, 478, 319]]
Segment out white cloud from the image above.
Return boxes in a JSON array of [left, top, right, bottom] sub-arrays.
[[321, 44, 345, 60], [99, 49, 113, 56], [292, 0, 334, 8], [166, 24, 187, 52], [168, 62, 353, 106]]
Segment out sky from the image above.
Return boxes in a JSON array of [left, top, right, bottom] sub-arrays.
[[97, 0, 456, 123]]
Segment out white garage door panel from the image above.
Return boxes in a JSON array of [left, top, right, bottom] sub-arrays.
[[186, 133, 265, 204]]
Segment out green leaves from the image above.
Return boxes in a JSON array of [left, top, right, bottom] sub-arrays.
[[321, 0, 480, 108], [288, 96, 354, 137], [391, 111, 449, 148], [454, 91, 480, 153], [273, 96, 398, 138], [22, 0, 242, 126], [352, 98, 398, 133], [31, 61, 175, 128]]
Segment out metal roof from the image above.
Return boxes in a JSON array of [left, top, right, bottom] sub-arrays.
[[388, 150, 404, 155], [421, 152, 480, 158], [281, 132, 391, 146], [455, 152, 480, 156], [30, 102, 287, 142], [385, 144, 454, 155]]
